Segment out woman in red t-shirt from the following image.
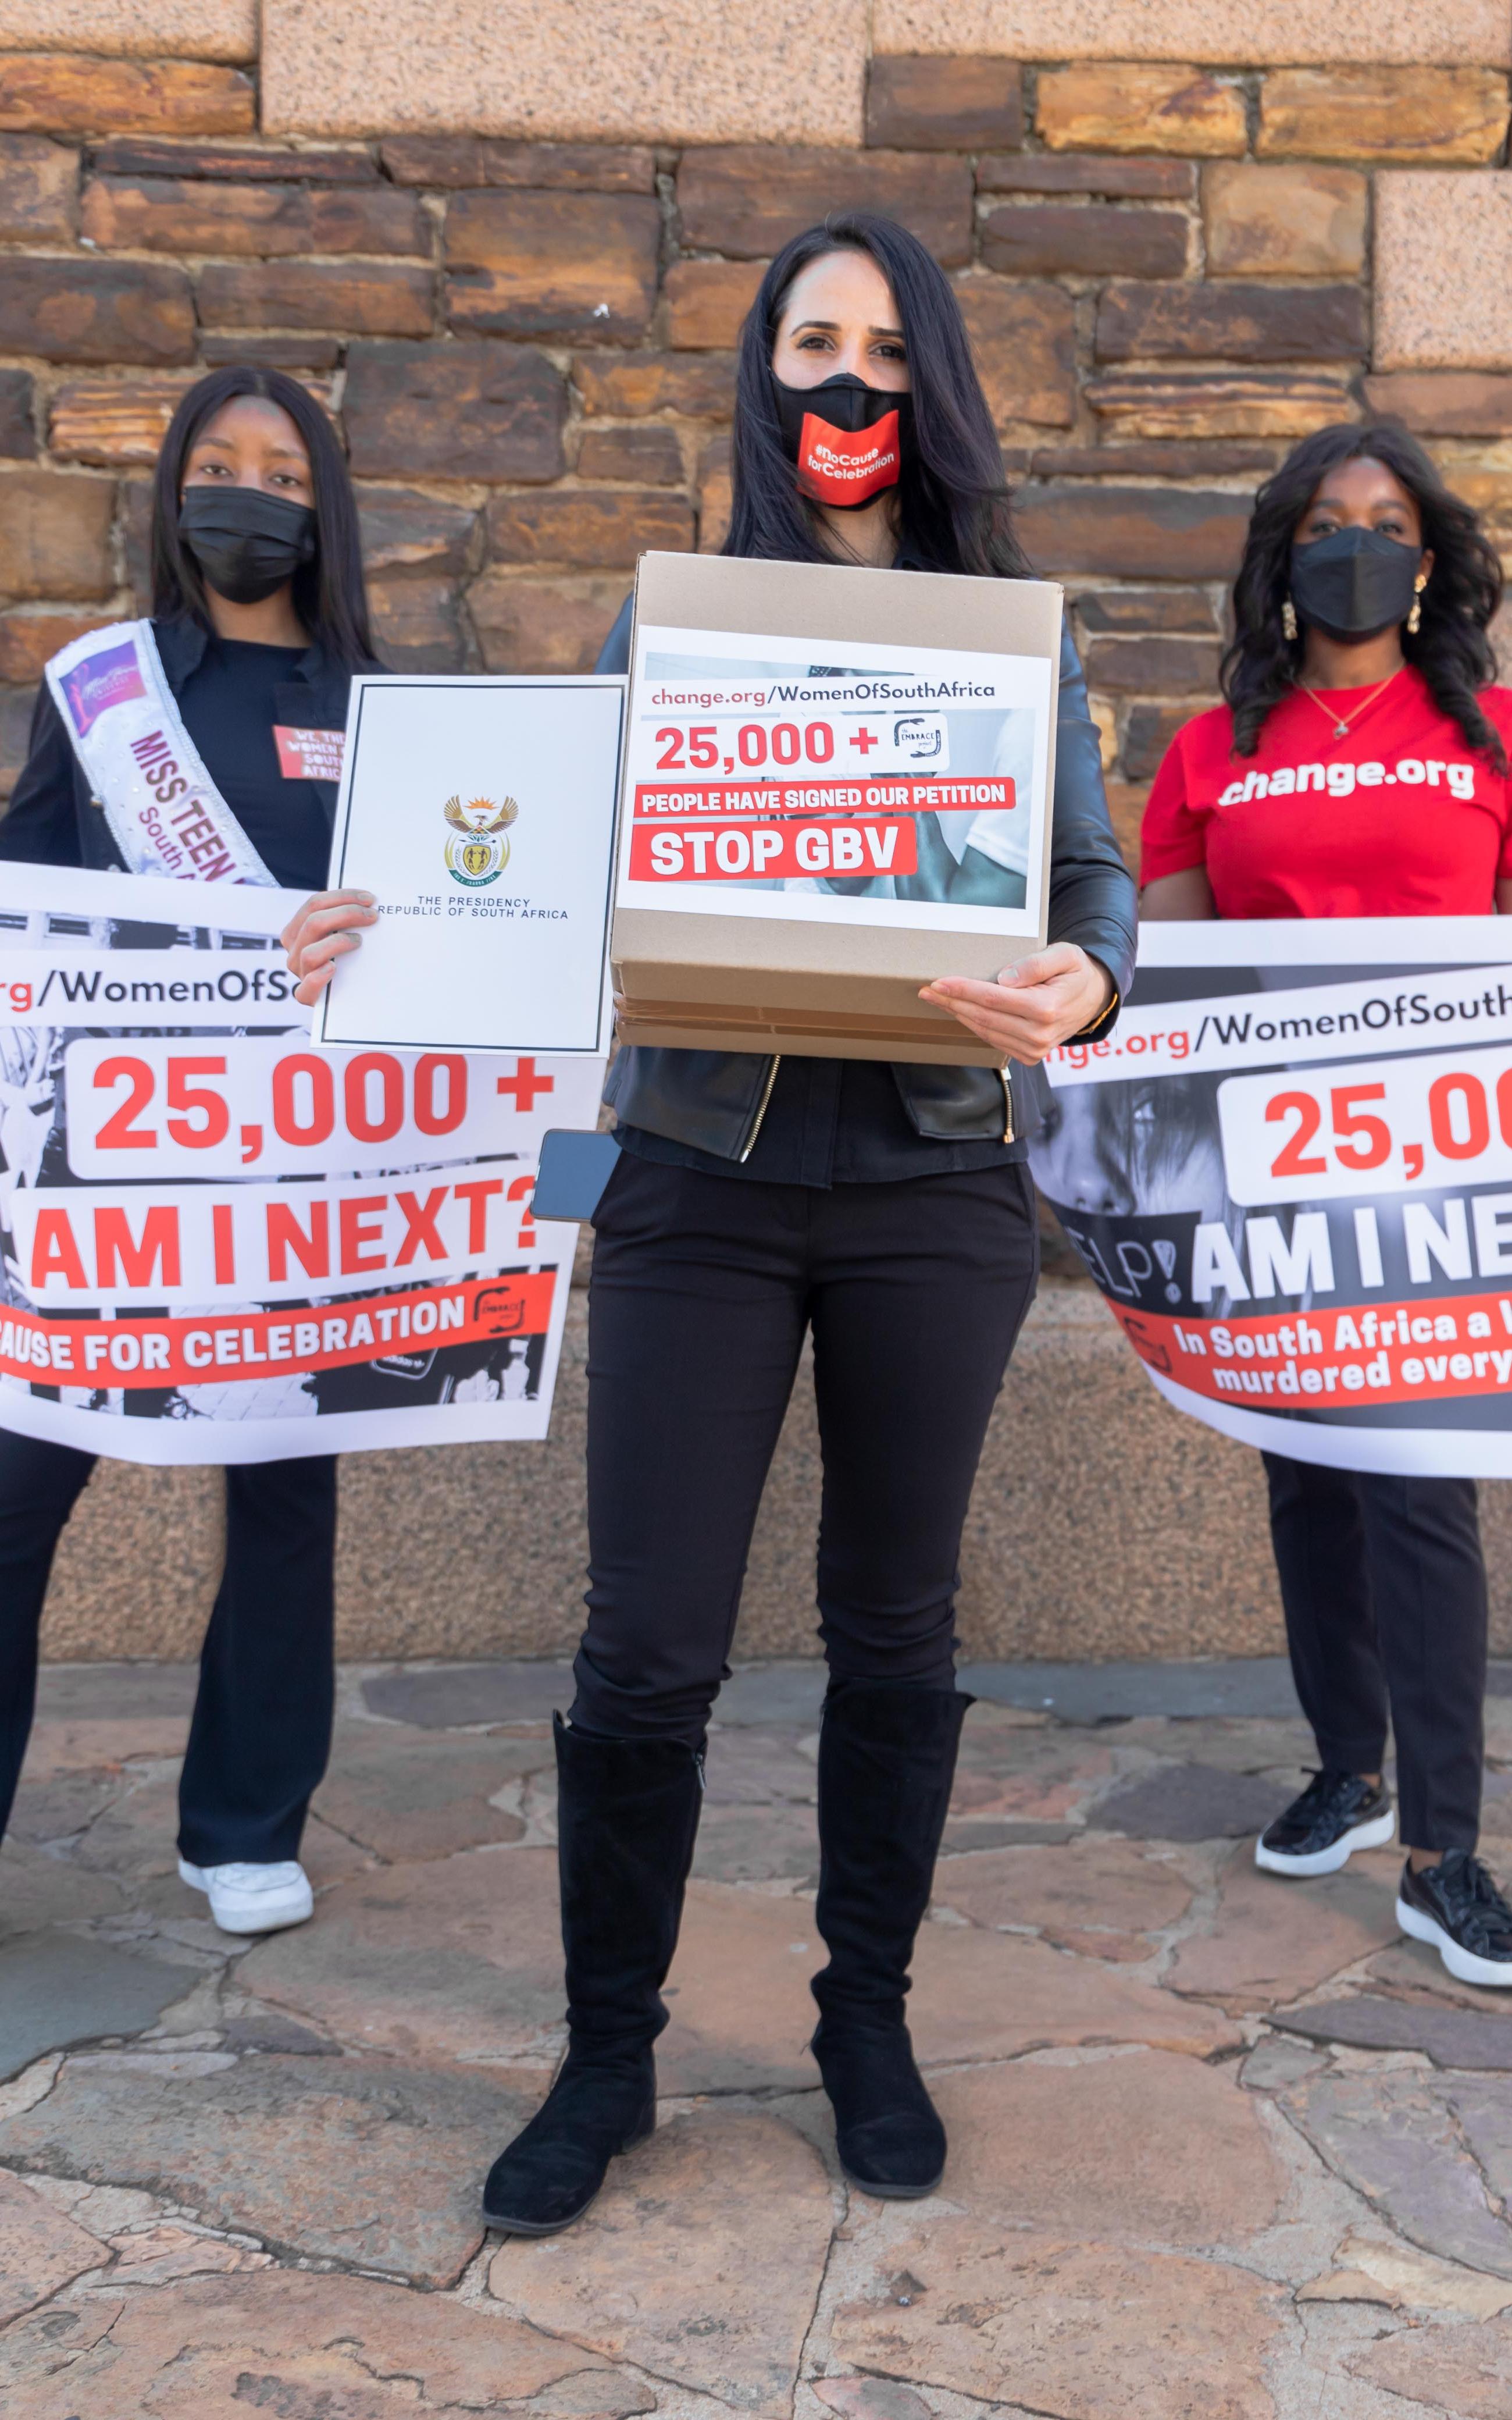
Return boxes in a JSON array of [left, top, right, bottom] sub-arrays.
[[1142, 421, 1512, 1986]]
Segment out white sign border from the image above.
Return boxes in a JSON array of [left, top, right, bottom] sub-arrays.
[[1135, 914, 1512, 967]]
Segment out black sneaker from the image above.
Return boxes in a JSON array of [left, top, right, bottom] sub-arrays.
[[1254, 1769, 1395, 1877], [1397, 1851, 1512, 1988]]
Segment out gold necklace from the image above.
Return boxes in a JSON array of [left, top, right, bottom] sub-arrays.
[[1297, 664, 1403, 742]]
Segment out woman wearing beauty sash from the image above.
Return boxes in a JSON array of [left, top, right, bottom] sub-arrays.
[[1142, 422, 1512, 1987], [287, 213, 1136, 2229], [0, 366, 381, 1938]]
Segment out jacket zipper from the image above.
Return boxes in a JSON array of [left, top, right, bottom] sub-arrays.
[[738, 1054, 782, 1162], [999, 1068, 1014, 1144]]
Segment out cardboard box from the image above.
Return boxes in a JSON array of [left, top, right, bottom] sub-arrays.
[[609, 551, 1062, 1064]]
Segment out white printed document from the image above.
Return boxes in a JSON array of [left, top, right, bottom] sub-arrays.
[[314, 675, 625, 1056]]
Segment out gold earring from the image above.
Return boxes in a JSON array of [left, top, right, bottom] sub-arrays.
[[1407, 574, 1426, 636], [1282, 596, 1298, 643]]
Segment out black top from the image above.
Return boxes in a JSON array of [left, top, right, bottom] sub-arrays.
[[177, 636, 326, 892], [0, 615, 372, 892], [619, 1051, 1015, 1186]]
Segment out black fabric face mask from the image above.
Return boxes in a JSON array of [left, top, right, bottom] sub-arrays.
[[179, 485, 317, 606], [1289, 526, 1422, 639], [773, 372, 915, 510]]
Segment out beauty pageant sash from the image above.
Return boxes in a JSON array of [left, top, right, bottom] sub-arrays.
[[45, 621, 277, 887]]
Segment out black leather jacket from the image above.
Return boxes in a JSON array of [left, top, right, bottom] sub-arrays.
[[599, 593, 1136, 1162]]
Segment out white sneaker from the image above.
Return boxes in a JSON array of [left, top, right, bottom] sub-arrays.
[[177, 1857, 314, 1936]]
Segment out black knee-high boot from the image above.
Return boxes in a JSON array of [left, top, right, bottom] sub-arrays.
[[810, 1680, 968, 2197], [482, 1714, 704, 2235]]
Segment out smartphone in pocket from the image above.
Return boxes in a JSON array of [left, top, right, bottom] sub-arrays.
[[531, 1129, 623, 1223]]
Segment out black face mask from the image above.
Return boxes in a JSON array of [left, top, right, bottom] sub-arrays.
[[179, 485, 318, 606], [1289, 526, 1422, 640], [773, 372, 914, 510]]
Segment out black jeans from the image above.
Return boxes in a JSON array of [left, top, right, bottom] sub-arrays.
[[1263, 1452, 1487, 1852], [572, 1154, 1039, 1744], [0, 1429, 337, 1864]]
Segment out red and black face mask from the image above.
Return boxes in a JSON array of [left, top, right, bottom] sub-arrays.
[[773, 373, 914, 510]]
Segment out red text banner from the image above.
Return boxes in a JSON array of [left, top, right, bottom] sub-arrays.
[[0, 1272, 553, 1392], [632, 776, 1015, 820], [627, 818, 917, 884], [1111, 1294, 1512, 1412]]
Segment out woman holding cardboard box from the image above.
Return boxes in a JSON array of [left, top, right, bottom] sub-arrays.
[[288, 212, 1137, 2230]]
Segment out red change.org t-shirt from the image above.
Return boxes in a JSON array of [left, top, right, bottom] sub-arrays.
[[1139, 668, 1512, 916]]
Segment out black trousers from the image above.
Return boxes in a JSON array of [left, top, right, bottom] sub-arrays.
[[0, 1429, 337, 1864], [572, 1154, 1039, 1745], [1263, 1452, 1487, 1852]]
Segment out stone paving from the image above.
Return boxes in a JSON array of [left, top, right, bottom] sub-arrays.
[[5, 1661, 1512, 2417]]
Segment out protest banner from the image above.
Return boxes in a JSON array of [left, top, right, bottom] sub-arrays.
[[0, 864, 600, 1464], [1029, 918, 1512, 1477]]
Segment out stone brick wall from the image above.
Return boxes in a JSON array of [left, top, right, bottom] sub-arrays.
[[9, 9, 1512, 1661], [1, 32, 1511, 880]]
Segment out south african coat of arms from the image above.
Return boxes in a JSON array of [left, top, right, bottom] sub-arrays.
[[443, 793, 518, 888]]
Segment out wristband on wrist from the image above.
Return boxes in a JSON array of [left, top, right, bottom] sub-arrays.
[[1075, 979, 1119, 1041]]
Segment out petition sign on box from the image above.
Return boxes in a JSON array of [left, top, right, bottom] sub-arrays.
[[609, 552, 1061, 1065], [1028, 919, 1512, 1478], [0, 866, 600, 1465]]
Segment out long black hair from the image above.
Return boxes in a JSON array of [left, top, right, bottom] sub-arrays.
[[1222, 420, 1504, 765], [723, 212, 1031, 579], [150, 365, 376, 668]]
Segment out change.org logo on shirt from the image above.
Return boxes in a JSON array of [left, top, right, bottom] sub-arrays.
[[1217, 755, 1478, 805], [1139, 667, 1512, 916]]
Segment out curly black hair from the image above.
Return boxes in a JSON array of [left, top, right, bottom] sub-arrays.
[[1221, 420, 1504, 766]]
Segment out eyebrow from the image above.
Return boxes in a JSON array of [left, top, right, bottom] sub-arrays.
[[194, 434, 308, 462], [1307, 489, 1406, 511], [788, 318, 906, 340]]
